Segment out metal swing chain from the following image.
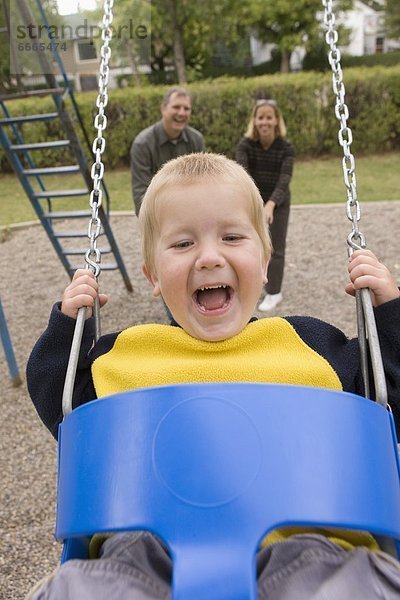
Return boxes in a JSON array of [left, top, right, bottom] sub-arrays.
[[88, 0, 114, 291], [322, 0, 388, 407], [62, 0, 114, 417]]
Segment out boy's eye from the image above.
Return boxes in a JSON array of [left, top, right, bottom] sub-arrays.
[[223, 235, 243, 242], [172, 240, 193, 248]]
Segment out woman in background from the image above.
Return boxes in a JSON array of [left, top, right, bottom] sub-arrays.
[[236, 100, 295, 312]]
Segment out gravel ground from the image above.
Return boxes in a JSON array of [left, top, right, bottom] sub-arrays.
[[1, 201, 399, 599]]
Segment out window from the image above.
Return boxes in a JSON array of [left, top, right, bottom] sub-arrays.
[[77, 41, 97, 61], [80, 74, 98, 91], [375, 37, 384, 54]]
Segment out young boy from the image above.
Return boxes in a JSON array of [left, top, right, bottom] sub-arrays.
[[27, 153, 400, 599]]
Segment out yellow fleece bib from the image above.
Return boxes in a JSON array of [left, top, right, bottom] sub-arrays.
[[92, 318, 342, 398]]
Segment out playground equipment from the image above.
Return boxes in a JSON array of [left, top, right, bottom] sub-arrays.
[[0, 0, 132, 291], [34, 0, 400, 598], [0, 297, 22, 386]]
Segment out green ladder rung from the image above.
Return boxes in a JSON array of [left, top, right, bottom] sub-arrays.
[[23, 165, 81, 176], [0, 112, 59, 125], [34, 188, 88, 199], [10, 140, 71, 150]]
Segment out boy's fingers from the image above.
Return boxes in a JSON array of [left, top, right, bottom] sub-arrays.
[[348, 254, 380, 273], [348, 264, 385, 284], [98, 294, 108, 308], [348, 248, 376, 261], [344, 282, 356, 297], [71, 268, 95, 281], [62, 269, 107, 318]]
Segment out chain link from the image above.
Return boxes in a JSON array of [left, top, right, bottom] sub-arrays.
[[322, 0, 366, 252], [86, 0, 114, 276]]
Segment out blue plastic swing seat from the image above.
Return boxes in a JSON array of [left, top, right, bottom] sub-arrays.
[[56, 383, 400, 600]]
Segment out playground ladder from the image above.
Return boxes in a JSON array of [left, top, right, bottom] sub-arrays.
[[0, 0, 132, 291], [0, 298, 22, 387]]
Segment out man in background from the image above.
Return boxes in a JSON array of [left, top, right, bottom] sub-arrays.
[[130, 87, 205, 214]]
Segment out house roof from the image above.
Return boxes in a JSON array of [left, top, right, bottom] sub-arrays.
[[360, 0, 384, 11]]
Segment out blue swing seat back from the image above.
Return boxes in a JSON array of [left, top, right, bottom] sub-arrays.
[[56, 383, 400, 600]]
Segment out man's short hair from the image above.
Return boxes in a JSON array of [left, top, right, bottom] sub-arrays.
[[162, 87, 192, 107], [139, 152, 271, 274]]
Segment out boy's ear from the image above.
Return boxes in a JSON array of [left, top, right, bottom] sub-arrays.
[[142, 263, 161, 297]]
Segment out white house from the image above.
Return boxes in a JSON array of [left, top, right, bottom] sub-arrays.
[[251, 0, 399, 70], [337, 0, 400, 55]]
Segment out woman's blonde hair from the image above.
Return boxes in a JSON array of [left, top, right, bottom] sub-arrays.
[[139, 152, 271, 273], [244, 99, 287, 140]]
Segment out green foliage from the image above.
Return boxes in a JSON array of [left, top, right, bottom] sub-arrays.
[[341, 50, 400, 68], [385, 0, 400, 39], [248, 0, 353, 72], [75, 0, 360, 82], [1, 66, 399, 172]]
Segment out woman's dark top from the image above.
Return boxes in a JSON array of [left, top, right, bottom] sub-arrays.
[[236, 136, 295, 206]]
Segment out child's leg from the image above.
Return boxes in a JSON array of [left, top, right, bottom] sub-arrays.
[[27, 531, 400, 599], [27, 532, 171, 600], [257, 534, 400, 599]]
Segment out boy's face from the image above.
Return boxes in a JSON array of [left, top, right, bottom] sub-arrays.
[[143, 181, 268, 342]]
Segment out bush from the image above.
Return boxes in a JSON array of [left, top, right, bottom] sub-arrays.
[[1, 65, 399, 172], [342, 51, 400, 69]]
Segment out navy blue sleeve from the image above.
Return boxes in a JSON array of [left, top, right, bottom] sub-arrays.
[[26, 303, 98, 439]]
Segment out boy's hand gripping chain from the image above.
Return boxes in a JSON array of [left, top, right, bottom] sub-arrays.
[[322, 0, 387, 407], [62, 0, 114, 417]]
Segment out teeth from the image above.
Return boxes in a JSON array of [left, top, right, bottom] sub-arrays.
[[198, 285, 227, 291]]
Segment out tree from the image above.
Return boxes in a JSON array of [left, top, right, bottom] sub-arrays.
[[156, 0, 257, 81], [0, 0, 62, 93], [88, 0, 152, 87], [248, 0, 353, 73], [385, 0, 400, 39], [88, 0, 257, 83], [162, 0, 187, 83], [88, 0, 357, 83]]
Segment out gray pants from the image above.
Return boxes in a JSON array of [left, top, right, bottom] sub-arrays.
[[28, 532, 400, 599]]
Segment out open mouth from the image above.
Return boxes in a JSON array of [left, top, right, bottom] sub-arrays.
[[193, 284, 233, 313]]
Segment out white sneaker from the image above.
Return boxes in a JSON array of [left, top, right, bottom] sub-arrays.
[[257, 292, 283, 312]]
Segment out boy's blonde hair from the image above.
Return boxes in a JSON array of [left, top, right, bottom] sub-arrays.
[[139, 152, 271, 273]]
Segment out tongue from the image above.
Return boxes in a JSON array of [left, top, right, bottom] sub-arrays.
[[197, 288, 228, 310]]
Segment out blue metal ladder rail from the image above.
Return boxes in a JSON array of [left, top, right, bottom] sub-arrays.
[[0, 298, 22, 387], [0, 0, 133, 291]]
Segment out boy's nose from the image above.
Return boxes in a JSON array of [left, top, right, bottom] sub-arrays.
[[195, 246, 226, 270]]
